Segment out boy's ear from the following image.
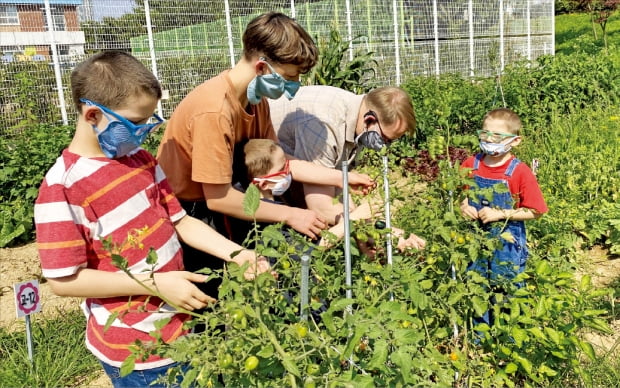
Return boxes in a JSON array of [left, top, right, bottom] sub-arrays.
[[82, 105, 102, 125], [512, 136, 522, 146], [254, 58, 268, 75]]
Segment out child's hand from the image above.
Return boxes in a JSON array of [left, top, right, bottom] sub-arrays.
[[460, 199, 479, 220], [233, 250, 275, 280], [397, 233, 427, 251], [477, 207, 505, 224], [153, 272, 216, 311]]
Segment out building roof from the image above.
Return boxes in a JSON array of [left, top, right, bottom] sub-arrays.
[[0, 1, 82, 5]]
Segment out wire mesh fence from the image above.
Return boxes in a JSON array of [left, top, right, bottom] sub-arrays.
[[0, 0, 554, 136]]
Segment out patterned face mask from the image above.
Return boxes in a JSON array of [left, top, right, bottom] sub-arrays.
[[246, 59, 301, 105], [81, 99, 164, 158]]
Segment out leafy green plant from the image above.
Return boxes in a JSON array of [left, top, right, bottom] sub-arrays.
[[303, 29, 377, 94], [0, 125, 72, 247]]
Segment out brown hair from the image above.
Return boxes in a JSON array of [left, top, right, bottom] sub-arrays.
[[242, 12, 318, 74], [70, 50, 161, 112], [244, 139, 281, 180], [482, 108, 522, 135], [365, 86, 416, 136]]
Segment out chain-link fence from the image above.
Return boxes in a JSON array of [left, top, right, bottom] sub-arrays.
[[0, 0, 554, 135]]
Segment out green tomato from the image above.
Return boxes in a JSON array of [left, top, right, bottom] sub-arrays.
[[245, 356, 259, 371], [281, 259, 291, 269], [306, 363, 320, 375], [231, 308, 245, 322], [296, 323, 308, 338], [218, 353, 233, 368]]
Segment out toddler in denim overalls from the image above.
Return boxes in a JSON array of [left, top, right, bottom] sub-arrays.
[[460, 108, 548, 327]]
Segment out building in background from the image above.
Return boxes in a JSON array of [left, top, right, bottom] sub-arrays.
[[0, 0, 85, 62]]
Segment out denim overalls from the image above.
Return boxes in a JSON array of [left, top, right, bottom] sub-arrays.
[[467, 154, 528, 287]]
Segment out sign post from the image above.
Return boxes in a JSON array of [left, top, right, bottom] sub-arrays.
[[14, 280, 42, 364]]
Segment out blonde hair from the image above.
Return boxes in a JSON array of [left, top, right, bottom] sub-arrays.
[[482, 108, 522, 135], [71, 50, 161, 112], [242, 12, 318, 74], [365, 86, 416, 136], [244, 139, 281, 179]]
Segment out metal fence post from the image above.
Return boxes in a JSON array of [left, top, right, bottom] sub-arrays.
[[44, 0, 68, 126]]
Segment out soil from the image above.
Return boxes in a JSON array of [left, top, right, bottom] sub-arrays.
[[1, 242, 619, 386]]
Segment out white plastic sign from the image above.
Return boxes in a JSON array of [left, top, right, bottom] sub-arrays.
[[14, 280, 42, 318]]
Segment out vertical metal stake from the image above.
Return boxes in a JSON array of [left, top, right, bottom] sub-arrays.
[[382, 155, 393, 266], [300, 255, 310, 321], [25, 315, 34, 365], [342, 160, 352, 303]]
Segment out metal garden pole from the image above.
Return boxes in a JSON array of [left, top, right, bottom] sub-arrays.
[[499, 0, 505, 72], [342, 160, 353, 302], [392, 0, 401, 85], [432, 0, 440, 76], [345, 0, 353, 61], [299, 255, 310, 321], [382, 155, 393, 266], [468, 0, 474, 77], [44, 0, 67, 125], [143, 0, 163, 117], [224, 0, 235, 68]]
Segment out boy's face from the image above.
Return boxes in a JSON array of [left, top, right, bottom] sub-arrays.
[[260, 61, 303, 83], [82, 93, 162, 158], [478, 118, 520, 144], [253, 147, 290, 192]]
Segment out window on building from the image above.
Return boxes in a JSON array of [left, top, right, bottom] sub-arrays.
[[44, 8, 66, 31], [0, 6, 19, 25]]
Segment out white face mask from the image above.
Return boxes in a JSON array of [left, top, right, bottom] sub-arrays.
[[480, 138, 517, 157], [270, 173, 292, 196], [253, 173, 293, 196]]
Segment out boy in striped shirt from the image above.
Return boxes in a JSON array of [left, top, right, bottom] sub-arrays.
[[34, 50, 269, 387]]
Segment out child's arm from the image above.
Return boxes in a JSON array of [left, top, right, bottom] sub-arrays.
[[174, 214, 271, 279], [477, 206, 542, 224], [288, 159, 375, 195], [318, 202, 373, 247], [46, 269, 215, 310]]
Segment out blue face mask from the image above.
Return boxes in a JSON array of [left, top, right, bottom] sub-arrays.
[[247, 59, 301, 105], [81, 99, 164, 159], [479, 140, 514, 157]]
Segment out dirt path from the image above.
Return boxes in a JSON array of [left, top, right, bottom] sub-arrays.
[[1, 242, 618, 385]]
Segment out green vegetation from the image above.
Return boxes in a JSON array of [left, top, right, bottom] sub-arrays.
[[0, 309, 100, 387], [0, 11, 618, 388]]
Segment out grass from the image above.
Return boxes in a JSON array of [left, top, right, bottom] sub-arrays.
[[555, 11, 620, 57], [0, 308, 100, 387]]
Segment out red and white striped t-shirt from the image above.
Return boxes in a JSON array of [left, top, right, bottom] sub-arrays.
[[35, 148, 190, 369]]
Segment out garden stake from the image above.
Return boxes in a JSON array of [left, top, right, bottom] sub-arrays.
[[300, 255, 310, 321], [382, 154, 393, 267], [342, 160, 353, 303]]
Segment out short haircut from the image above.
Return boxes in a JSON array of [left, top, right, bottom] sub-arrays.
[[70, 50, 162, 112], [365, 86, 416, 136], [244, 139, 280, 180], [243, 12, 318, 74], [483, 108, 522, 135]]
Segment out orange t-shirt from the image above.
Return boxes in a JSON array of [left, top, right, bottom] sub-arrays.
[[157, 70, 276, 200]]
